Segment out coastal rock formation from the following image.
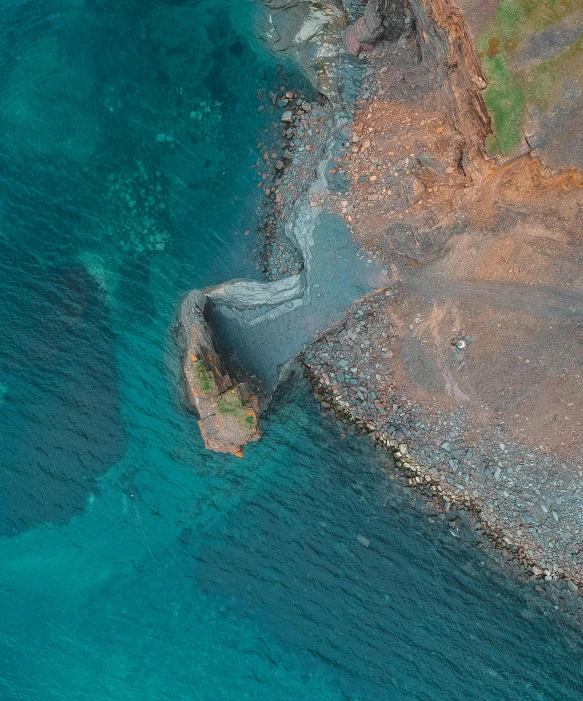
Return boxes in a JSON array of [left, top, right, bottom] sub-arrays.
[[177, 96, 389, 454], [179, 291, 260, 456], [260, 0, 348, 102], [410, 0, 492, 178], [316, 0, 583, 587]]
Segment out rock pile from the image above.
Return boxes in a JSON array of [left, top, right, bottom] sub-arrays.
[[303, 290, 583, 595], [253, 88, 332, 281]]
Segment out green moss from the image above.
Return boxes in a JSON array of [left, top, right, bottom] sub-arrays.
[[194, 361, 215, 393], [478, 0, 583, 155], [492, 0, 522, 40], [482, 55, 526, 155], [218, 391, 256, 430]]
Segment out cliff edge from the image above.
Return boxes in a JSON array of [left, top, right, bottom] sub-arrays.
[[302, 0, 583, 589]]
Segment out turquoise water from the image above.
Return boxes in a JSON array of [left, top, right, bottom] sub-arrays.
[[0, 1, 582, 699]]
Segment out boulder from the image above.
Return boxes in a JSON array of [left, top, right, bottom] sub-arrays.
[[345, 0, 406, 56], [345, 1, 385, 56], [260, 0, 348, 103]]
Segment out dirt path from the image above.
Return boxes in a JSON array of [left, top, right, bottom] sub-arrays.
[[402, 275, 583, 322]]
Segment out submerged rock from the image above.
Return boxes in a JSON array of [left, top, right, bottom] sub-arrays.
[[179, 291, 261, 456]]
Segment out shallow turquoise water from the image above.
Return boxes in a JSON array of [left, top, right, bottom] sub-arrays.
[[0, 1, 582, 699]]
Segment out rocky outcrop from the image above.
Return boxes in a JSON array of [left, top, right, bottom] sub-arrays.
[[179, 291, 261, 456], [260, 0, 348, 102], [345, 0, 492, 178], [411, 0, 492, 178]]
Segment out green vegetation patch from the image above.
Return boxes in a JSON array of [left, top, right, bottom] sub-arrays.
[[478, 0, 583, 155], [194, 361, 216, 393], [482, 55, 526, 155], [218, 391, 256, 430]]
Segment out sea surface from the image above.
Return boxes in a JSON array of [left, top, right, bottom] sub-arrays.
[[0, 1, 582, 699]]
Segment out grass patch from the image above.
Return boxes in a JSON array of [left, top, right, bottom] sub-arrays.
[[482, 55, 526, 154], [218, 390, 256, 430], [194, 361, 216, 393], [478, 0, 583, 154]]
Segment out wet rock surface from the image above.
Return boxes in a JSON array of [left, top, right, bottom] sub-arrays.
[[252, 86, 331, 282], [260, 0, 348, 102]]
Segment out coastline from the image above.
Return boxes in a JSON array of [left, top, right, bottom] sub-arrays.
[[179, 0, 583, 608], [177, 75, 387, 450], [6, 2, 583, 697], [177, 2, 388, 451], [300, 1, 583, 597], [302, 289, 583, 595]]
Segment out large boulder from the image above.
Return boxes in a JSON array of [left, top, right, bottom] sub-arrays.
[[345, 0, 385, 56], [345, 0, 406, 56]]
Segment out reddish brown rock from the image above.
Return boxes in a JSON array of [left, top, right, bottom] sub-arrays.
[[179, 291, 260, 456], [345, 18, 375, 56]]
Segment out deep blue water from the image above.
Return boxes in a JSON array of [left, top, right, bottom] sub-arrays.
[[0, 1, 582, 699]]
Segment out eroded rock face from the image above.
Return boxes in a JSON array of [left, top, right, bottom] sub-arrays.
[[260, 0, 348, 102], [410, 0, 491, 179], [179, 291, 260, 456], [345, 0, 393, 56], [346, 0, 491, 178]]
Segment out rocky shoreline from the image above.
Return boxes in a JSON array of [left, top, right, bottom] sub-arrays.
[[176, 38, 362, 453], [178, 0, 583, 612], [252, 87, 333, 282], [302, 290, 583, 598], [297, 0, 583, 603]]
